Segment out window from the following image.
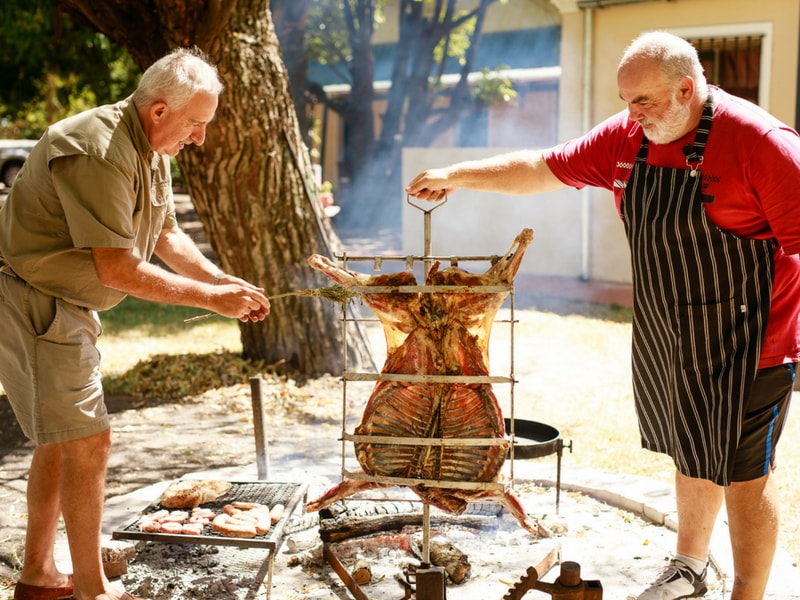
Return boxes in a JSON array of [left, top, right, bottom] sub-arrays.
[[687, 35, 762, 104]]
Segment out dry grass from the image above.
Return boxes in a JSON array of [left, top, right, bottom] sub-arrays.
[[95, 297, 800, 567]]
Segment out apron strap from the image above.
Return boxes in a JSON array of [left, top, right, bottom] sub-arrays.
[[682, 94, 714, 168]]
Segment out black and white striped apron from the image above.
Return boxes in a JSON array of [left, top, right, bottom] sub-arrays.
[[621, 97, 775, 486]]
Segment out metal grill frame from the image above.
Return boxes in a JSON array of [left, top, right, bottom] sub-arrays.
[[112, 480, 307, 550], [323, 200, 533, 600], [334, 266, 521, 493]]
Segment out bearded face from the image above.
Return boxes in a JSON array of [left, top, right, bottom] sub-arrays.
[[638, 91, 694, 144], [618, 58, 699, 146]]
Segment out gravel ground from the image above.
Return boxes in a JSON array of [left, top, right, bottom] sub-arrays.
[[2, 309, 800, 599]]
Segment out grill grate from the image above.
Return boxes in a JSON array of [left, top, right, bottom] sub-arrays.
[[113, 480, 307, 550]]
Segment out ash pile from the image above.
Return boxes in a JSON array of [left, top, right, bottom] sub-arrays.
[[121, 543, 266, 599]]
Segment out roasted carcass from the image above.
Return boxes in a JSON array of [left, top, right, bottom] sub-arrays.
[[306, 229, 537, 534]]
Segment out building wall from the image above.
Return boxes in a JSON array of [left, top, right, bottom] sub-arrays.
[[401, 147, 583, 278], [373, 0, 561, 44]]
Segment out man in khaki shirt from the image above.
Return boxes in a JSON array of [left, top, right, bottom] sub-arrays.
[[0, 47, 270, 600]]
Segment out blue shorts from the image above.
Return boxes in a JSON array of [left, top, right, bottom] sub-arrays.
[[732, 363, 794, 482]]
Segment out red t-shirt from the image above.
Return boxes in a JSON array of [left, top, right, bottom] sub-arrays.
[[544, 88, 800, 368]]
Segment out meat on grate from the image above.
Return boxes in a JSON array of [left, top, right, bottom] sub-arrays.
[[305, 228, 538, 534]]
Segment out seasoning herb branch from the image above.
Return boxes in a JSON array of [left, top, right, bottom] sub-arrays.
[[183, 285, 359, 323]]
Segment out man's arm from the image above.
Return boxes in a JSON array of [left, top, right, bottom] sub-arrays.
[[405, 149, 566, 202], [91, 236, 270, 321], [154, 225, 223, 283]]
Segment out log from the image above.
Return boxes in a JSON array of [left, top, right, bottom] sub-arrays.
[[320, 512, 496, 542], [351, 559, 372, 585], [319, 501, 497, 543], [101, 540, 137, 579], [410, 534, 471, 584]]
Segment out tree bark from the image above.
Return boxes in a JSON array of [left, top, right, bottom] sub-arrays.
[[57, 0, 372, 375]]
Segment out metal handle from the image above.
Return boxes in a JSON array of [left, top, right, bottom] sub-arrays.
[[406, 194, 447, 214], [406, 195, 447, 277]]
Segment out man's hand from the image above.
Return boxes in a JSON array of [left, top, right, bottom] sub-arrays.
[[213, 273, 270, 322], [405, 168, 454, 202], [91, 247, 270, 321]]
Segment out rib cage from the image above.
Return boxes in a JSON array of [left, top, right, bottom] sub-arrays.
[[358, 381, 503, 482], [355, 318, 506, 484]]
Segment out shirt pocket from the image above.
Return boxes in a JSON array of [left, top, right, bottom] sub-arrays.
[[151, 180, 171, 207]]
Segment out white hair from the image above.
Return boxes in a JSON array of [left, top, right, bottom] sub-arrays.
[[132, 47, 223, 111], [619, 31, 708, 98]]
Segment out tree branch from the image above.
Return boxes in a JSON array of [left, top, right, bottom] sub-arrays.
[[57, 0, 166, 67], [192, 0, 238, 48]]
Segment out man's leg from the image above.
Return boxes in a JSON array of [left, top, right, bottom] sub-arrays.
[[675, 471, 723, 561], [629, 471, 723, 599], [59, 428, 114, 600], [725, 473, 778, 600], [17, 443, 71, 588]]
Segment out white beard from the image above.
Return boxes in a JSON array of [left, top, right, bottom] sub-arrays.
[[639, 94, 692, 144]]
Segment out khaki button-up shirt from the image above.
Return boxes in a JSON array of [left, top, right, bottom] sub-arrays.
[[0, 97, 177, 310]]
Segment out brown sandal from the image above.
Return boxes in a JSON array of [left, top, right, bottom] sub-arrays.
[[13, 576, 74, 600]]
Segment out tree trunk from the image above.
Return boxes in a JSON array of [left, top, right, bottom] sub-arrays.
[[272, 0, 313, 147], [58, 0, 372, 376], [342, 0, 376, 180]]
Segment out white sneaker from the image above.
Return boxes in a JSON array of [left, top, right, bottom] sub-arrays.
[[628, 558, 708, 600]]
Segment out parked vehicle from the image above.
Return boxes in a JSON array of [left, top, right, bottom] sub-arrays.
[[0, 139, 37, 188]]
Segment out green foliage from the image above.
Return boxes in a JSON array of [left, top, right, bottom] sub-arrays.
[[0, 0, 139, 138], [102, 351, 269, 400], [101, 296, 203, 336], [471, 66, 518, 107], [98, 296, 272, 400], [432, 9, 476, 67], [306, 2, 352, 65], [306, 1, 388, 67], [170, 157, 187, 191]]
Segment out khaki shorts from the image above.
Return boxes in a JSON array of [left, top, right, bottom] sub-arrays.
[[0, 270, 108, 444], [732, 363, 794, 482]]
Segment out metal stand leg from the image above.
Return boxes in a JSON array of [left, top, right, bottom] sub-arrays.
[[250, 376, 270, 480], [255, 549, 275, 600]]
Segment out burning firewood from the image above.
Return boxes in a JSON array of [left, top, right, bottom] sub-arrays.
[[410, 534, 471, 584], [318, 501, 499, 543]]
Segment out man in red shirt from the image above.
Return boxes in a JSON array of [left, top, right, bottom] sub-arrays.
[[406, 31, 799, 600]]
